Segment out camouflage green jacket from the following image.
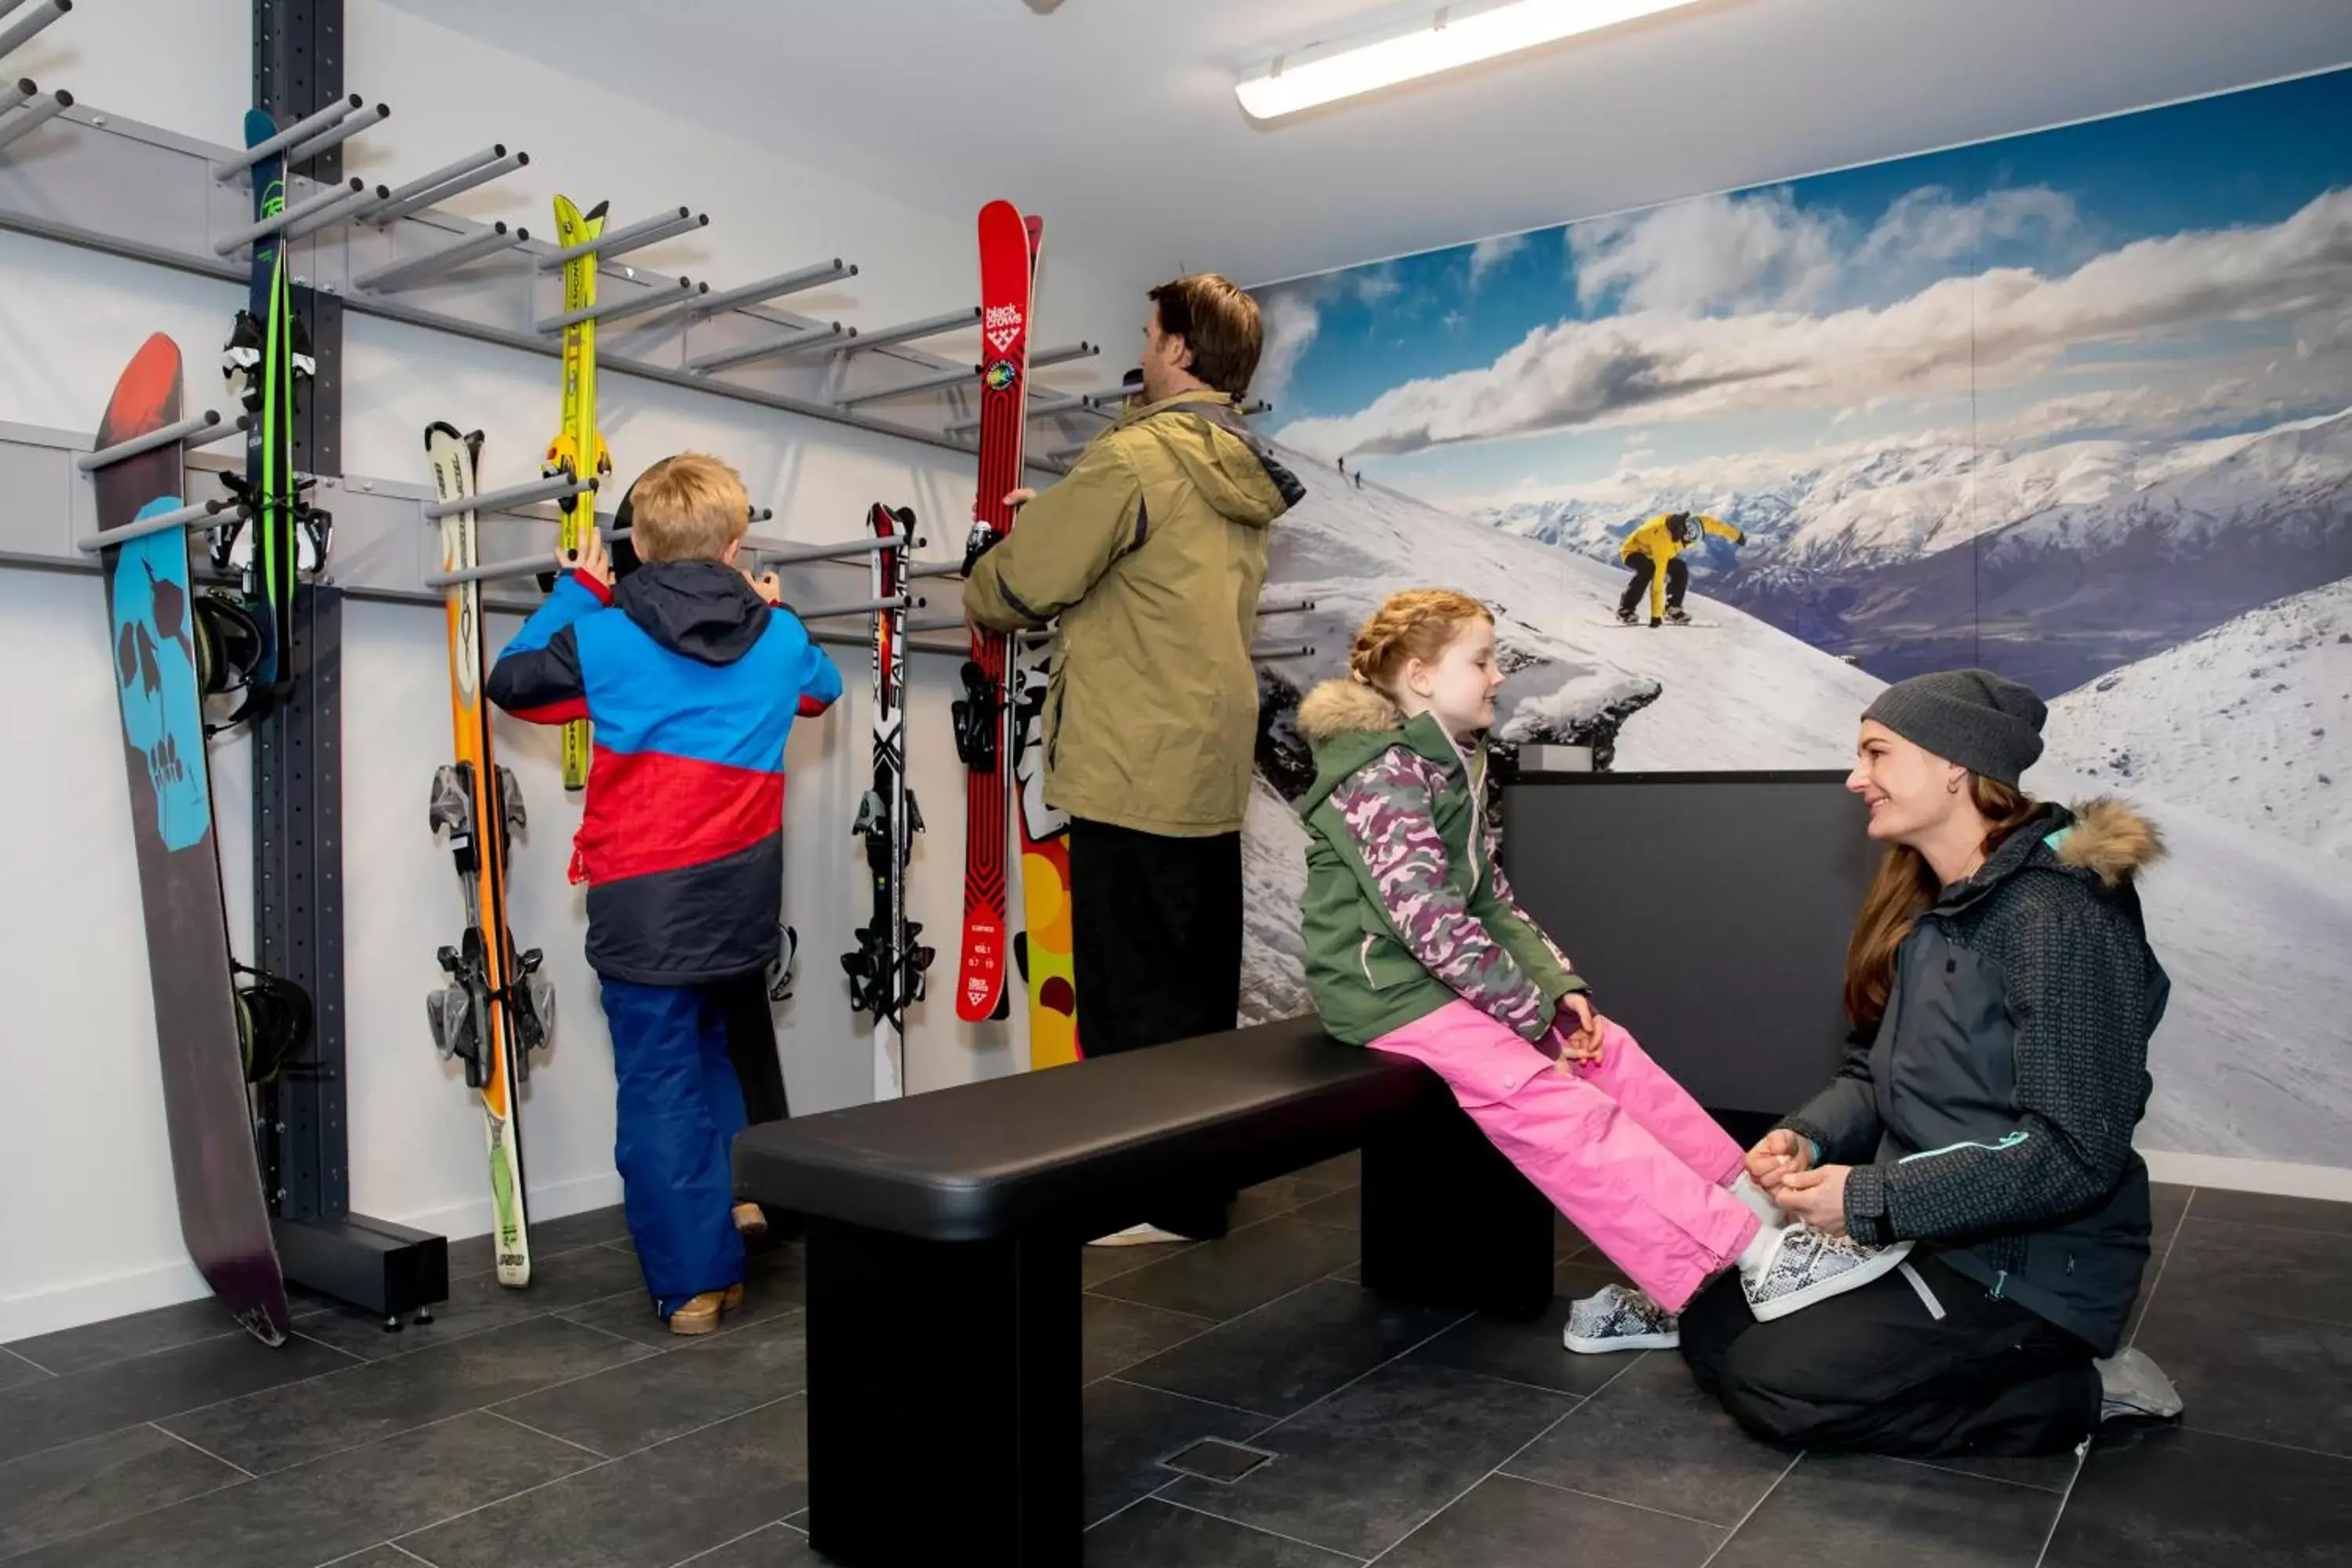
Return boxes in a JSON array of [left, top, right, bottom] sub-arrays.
[[1294, 679, 1586, 1047]]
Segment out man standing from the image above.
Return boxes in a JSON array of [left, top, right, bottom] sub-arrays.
[[965, 274, 1303, 1240]]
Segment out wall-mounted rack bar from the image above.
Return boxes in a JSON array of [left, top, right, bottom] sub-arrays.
[[283, 179, 386, 243], [211, 91, 363, 180], [906, 560, 964, 582], [797, 592, 920, 622], [836, 361, 979, 408], [423, 550, 562, 590], [535, 205, 706, 270], [362, 147, 528, 225], [1258, 597, 1316, 616], [535, 276, 700, 335], [351, 221, 525, 292], [285, 100, 387, 169], [0, 0, 71, 64], [2, 78, 34, 116], [840, 307, 978, 356], [688, 260, 856, 318], [1251, 643, 1316, 661], [0, 85, 66, 154], [423, 469, 596, 521], [213, 176, 365, 255], [0, 100, 1076, 477], [738, 532, 917, 567], [73, 497, 242, 553], [78, 408, 227, 470]]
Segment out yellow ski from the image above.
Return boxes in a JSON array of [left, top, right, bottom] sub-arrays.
[[543, 194, 613, 791]]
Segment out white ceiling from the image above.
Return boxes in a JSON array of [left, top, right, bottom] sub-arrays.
[[379, 0, 2352, 289]]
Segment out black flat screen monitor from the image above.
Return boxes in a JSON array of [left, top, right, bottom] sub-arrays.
[[1500, 772, 1876, 1119]]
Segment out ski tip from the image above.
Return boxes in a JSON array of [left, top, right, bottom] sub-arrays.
[[243, 107, 277, 145], [424, 419, 463, 447]]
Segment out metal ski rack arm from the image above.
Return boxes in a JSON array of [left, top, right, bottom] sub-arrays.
[[795, 592, 922, 622], [535, 276, 702, 336], [211, 91, 364, 179], [0, 0, 71, 65], [836, 339, 1101, 410], [423, 469, 597, 521], [352, 222, 528, 294], [285, 100, 387, 169], [839, 307, 980, 355], [0, 85, 66, 154], [72, 496, 245, 553], [77, 408, 228, 470], [688, 260, 858, 318], [1, 78, 34, 116], [213, 177, 368, 255], [687, 322, 855, 375], [535, 205, 708, 270], [363, 147, 530, 226]]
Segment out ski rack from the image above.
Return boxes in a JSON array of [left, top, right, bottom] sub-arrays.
[[0, 94, 1106, 479]]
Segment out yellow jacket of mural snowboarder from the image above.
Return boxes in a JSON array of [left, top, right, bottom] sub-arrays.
[[1617, 511, 1746, 625]]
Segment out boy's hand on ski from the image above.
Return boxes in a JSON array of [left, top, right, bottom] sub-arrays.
[[743, 568, 784, 606], [1004, 488, 1036, 510], [558, 535, 612, 589]]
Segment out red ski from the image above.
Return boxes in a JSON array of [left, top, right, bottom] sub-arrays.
[[953, 201, 1040, 1022]]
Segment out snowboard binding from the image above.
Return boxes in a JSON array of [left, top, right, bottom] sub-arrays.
[[952, 662, 1000, 771], [232, 961, 314, 1086]]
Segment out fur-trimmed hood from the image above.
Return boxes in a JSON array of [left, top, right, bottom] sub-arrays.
[[1296, 677, 1405, 744], [2047, 797, 2165, 887]]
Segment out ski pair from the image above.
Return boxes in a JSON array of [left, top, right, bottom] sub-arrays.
[[424, 424, 557, 1288], [843, 504, 935, 1098]]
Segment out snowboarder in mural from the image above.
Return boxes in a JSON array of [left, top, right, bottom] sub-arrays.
[[1617, 511, 1745, 626]]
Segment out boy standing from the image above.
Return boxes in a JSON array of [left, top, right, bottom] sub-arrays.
[[488, 452, 841, 1333]]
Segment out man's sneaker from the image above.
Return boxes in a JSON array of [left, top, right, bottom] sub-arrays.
[[1741, 1226, 1912, 1322], [1615, 605, 1639, 626], [1563, 1283, 1679, 1353], [2096, 1347, 2183, 1423], [1664, 606, 1693, 626]]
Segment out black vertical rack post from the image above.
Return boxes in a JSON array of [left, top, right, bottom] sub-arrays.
[[252, 0, 447, 1326]]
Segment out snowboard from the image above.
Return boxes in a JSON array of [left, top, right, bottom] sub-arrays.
[[425, 423, 554, 1289], [216, 107, 324, 708], [98, 333, 292, 1346], [844, 502, 933, 1098], [1011, 633, 1079, 1068], [952, 200, 1039, 1024], [543, 194, 613, 792]]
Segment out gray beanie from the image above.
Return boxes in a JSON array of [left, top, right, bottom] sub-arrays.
[[1862, 669, 2047, 786]]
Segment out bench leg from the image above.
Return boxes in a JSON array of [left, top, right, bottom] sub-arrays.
[[1361, 1099, 1555, 1320], [804, 1220, 1080, 1568]]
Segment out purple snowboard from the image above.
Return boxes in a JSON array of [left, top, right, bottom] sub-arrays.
[[97, 332, 291, 1345]]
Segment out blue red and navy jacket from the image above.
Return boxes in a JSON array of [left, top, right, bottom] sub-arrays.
[[486, 560, 842, 985]]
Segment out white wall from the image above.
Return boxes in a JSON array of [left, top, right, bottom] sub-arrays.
[[1, 0, 1146, 1338]]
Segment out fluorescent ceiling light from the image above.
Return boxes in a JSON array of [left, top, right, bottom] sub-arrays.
[[1236, 1, 1705, 120]]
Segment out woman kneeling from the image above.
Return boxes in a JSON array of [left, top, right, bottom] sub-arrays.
[[1679, 669, 2178, 1457]]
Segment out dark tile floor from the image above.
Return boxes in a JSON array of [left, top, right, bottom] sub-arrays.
[[5, 1167, 2350, 1566]]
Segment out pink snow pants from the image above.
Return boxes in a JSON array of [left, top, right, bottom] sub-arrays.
[[1368, 1000, 1761, 1313]]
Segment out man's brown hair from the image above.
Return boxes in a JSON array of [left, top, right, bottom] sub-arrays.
[[627, 452, 750, 562], [1149, 274, 1263, 398]]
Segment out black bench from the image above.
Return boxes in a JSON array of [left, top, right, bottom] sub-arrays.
[[731, 1014, 1556, 1568]]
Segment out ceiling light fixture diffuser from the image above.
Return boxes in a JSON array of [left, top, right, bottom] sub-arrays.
[[1236, 0, 1705, 120]]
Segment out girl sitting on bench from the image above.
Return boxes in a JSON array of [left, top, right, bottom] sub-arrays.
[[1294, 588, 1906, 1352]]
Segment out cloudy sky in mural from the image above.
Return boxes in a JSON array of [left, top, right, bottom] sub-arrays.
[[1253, 68, 2352, 513]]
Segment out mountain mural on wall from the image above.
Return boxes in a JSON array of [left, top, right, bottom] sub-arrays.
[[1243, 65, 2352, 1164]]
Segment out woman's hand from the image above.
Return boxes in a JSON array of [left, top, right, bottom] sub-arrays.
[[1772, 1164, 1850, 1236], [1745, 1129, 1813, 1192]]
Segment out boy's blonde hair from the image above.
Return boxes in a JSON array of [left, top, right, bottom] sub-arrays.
[[1347, 589, 1493, 696], [626, 452, 750, 562]]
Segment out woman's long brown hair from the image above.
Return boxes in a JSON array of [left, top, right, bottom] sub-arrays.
[[1843, 777, 2042, 1034]]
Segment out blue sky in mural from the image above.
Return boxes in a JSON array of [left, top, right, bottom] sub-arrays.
[[1252, 67, 2352, 510]]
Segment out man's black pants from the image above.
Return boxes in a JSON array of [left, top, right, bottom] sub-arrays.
[[1617, 554, 1689, 617], [1679, 1251, 2102, 1457], [1069, 817, 1244, 1240]]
